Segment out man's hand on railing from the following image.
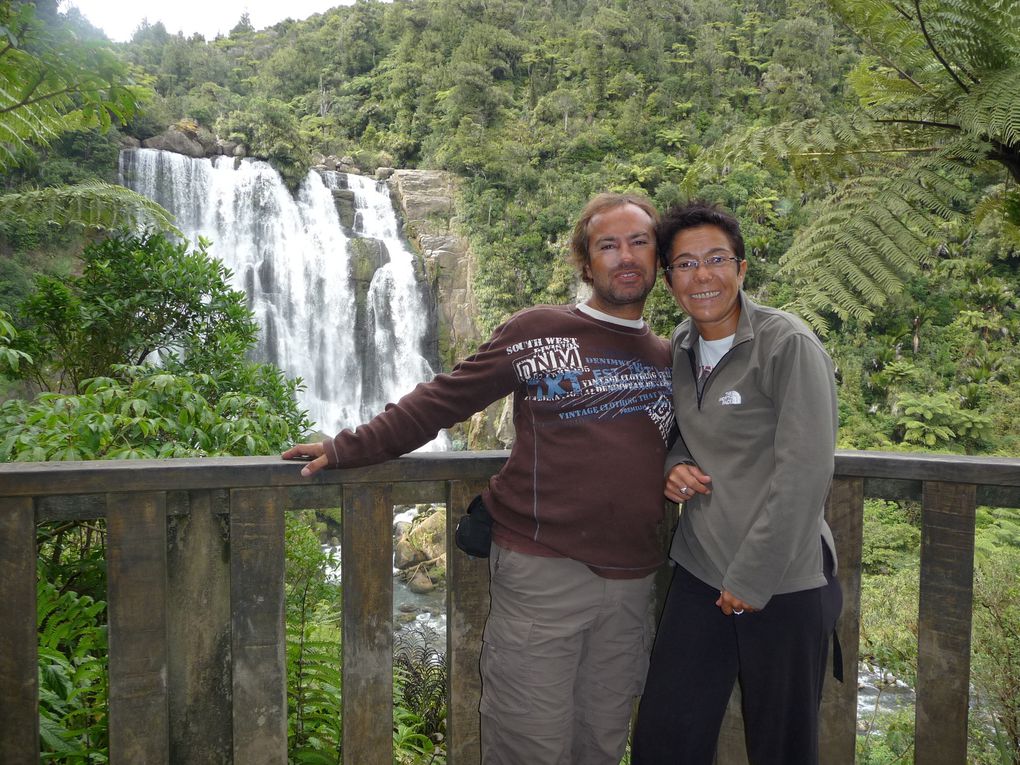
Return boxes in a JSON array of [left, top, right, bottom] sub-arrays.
[[282, 442, 328, 477]]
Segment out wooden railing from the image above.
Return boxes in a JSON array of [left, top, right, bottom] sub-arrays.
[[1, 450, 1018, 765]]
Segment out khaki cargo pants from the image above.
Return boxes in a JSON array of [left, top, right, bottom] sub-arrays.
[[480, 543, 656, 765]]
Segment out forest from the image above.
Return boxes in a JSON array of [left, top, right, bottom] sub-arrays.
[[1, 0, 1018, 762]]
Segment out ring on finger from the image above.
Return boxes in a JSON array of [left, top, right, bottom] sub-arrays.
[[733, 609, 745, 615], [679, 486, 689, 495]]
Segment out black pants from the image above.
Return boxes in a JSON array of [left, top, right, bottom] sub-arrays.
[[632, 545, 842, 765]]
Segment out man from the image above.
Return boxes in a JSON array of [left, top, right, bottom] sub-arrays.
[[632, 201, 842, 765], [284, 192, 675, 764]]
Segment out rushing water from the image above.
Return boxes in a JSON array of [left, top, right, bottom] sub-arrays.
[[118, 148, 446, 446]]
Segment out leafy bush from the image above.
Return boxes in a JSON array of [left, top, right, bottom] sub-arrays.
[[1, 363, 308, 460]]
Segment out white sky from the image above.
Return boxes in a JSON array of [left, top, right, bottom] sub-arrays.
[[64, 0, 355, 43]]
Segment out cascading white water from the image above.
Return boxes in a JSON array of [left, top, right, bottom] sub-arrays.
[[118, 148, 447, 448], [321, 171, 439, 417]]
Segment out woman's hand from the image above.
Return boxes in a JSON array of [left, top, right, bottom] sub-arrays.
[[664, 463, 712, 503]]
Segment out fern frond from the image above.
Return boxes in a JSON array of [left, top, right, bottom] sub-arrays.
[[778, 156, 970, 325], [0, 4, 144, 172], [847, 57, 929, 111], [957, 64, 1020, 147], [781, 295, 833, 334], [924, 0, 1020, 72], [682, 114, 881, 194], [0, 77, 72, 171], [827, 0, 934, 80], [0, 182, 180, 235]]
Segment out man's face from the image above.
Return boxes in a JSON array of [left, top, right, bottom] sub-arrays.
[[664, 225, 747, 340], [583, 203, 658, 320]]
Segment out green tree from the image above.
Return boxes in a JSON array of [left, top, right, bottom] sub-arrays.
[[217, 96, 311, 188], [11, 233, 256, 393]]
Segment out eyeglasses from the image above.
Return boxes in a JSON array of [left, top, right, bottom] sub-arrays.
[[664, 255, 739, 274]]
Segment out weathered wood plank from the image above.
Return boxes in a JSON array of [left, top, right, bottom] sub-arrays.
[[821, 477, 864, 765], [107, 491, 170, 764], [285, 481, 443, 510], [0, 496, 38, 764], [230, 487, 287, 765], [0, 452, 512, 497], [915, 480, 976, 765], [857, 476, 1020, 509], [167, 490, 232, 764], [445, 481, 490, 765], [835, 450, 1020, 486], [342, 483, 394, 765], [5, 449, 1019, 499], [23, 473, 1020, 525]]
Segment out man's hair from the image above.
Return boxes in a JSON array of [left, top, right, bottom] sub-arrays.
[[568, 192, 659, 285], [657, 200, 745, 277]]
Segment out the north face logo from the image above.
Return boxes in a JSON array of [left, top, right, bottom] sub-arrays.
[[719, 390, 742, 406]]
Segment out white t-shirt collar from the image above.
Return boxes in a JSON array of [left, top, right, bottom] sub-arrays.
[[577, 302, 646, 329], [697, 333, 735, 369]]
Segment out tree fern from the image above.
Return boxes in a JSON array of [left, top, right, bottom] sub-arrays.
[[682, 0, 1020, 329], [0, 180, 178, 234], [0, 2, 177, 235], [778, 146, 972, 330], [0, 3, 142, 169], [958, 64, 1020, 148]]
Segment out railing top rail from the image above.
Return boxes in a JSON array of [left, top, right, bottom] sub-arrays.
[[833, 449, 1020, 485], [0, 449, 1017, 498], [0, 451, 511, 497]]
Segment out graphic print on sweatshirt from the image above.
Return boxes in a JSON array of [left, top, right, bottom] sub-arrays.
[[508, 336, 674, 442]]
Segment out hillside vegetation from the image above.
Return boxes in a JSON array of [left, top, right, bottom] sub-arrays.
[[5, 0, 1018, 455]]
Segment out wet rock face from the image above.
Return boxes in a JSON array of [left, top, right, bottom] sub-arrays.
[[386, 169, 514, 450], [387, 171, 480, 361], [393, 508, 448, 594]]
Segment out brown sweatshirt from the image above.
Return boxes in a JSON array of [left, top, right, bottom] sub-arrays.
[[323, 304, 674, 578]]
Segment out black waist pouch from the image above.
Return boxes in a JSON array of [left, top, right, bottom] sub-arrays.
[[454, 494, 492, 558]]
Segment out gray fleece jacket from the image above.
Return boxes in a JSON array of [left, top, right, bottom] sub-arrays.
[[666, 293, 838, 609]]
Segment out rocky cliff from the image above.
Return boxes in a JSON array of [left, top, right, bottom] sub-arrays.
[[385, 169, 513, 450]]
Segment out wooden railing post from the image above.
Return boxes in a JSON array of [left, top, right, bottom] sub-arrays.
[[0, 496, 39, 764], [230, 487, 287, 765], [107, 491, 170, 764], [915, 480, 977, 765], [821, 476, 864, 764], [445, 480, 491, 765], [166, 489, 232, 764], [342, 483, 394, 765]]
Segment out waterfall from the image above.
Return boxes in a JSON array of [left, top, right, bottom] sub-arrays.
[[118, 148, 447, 448]]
